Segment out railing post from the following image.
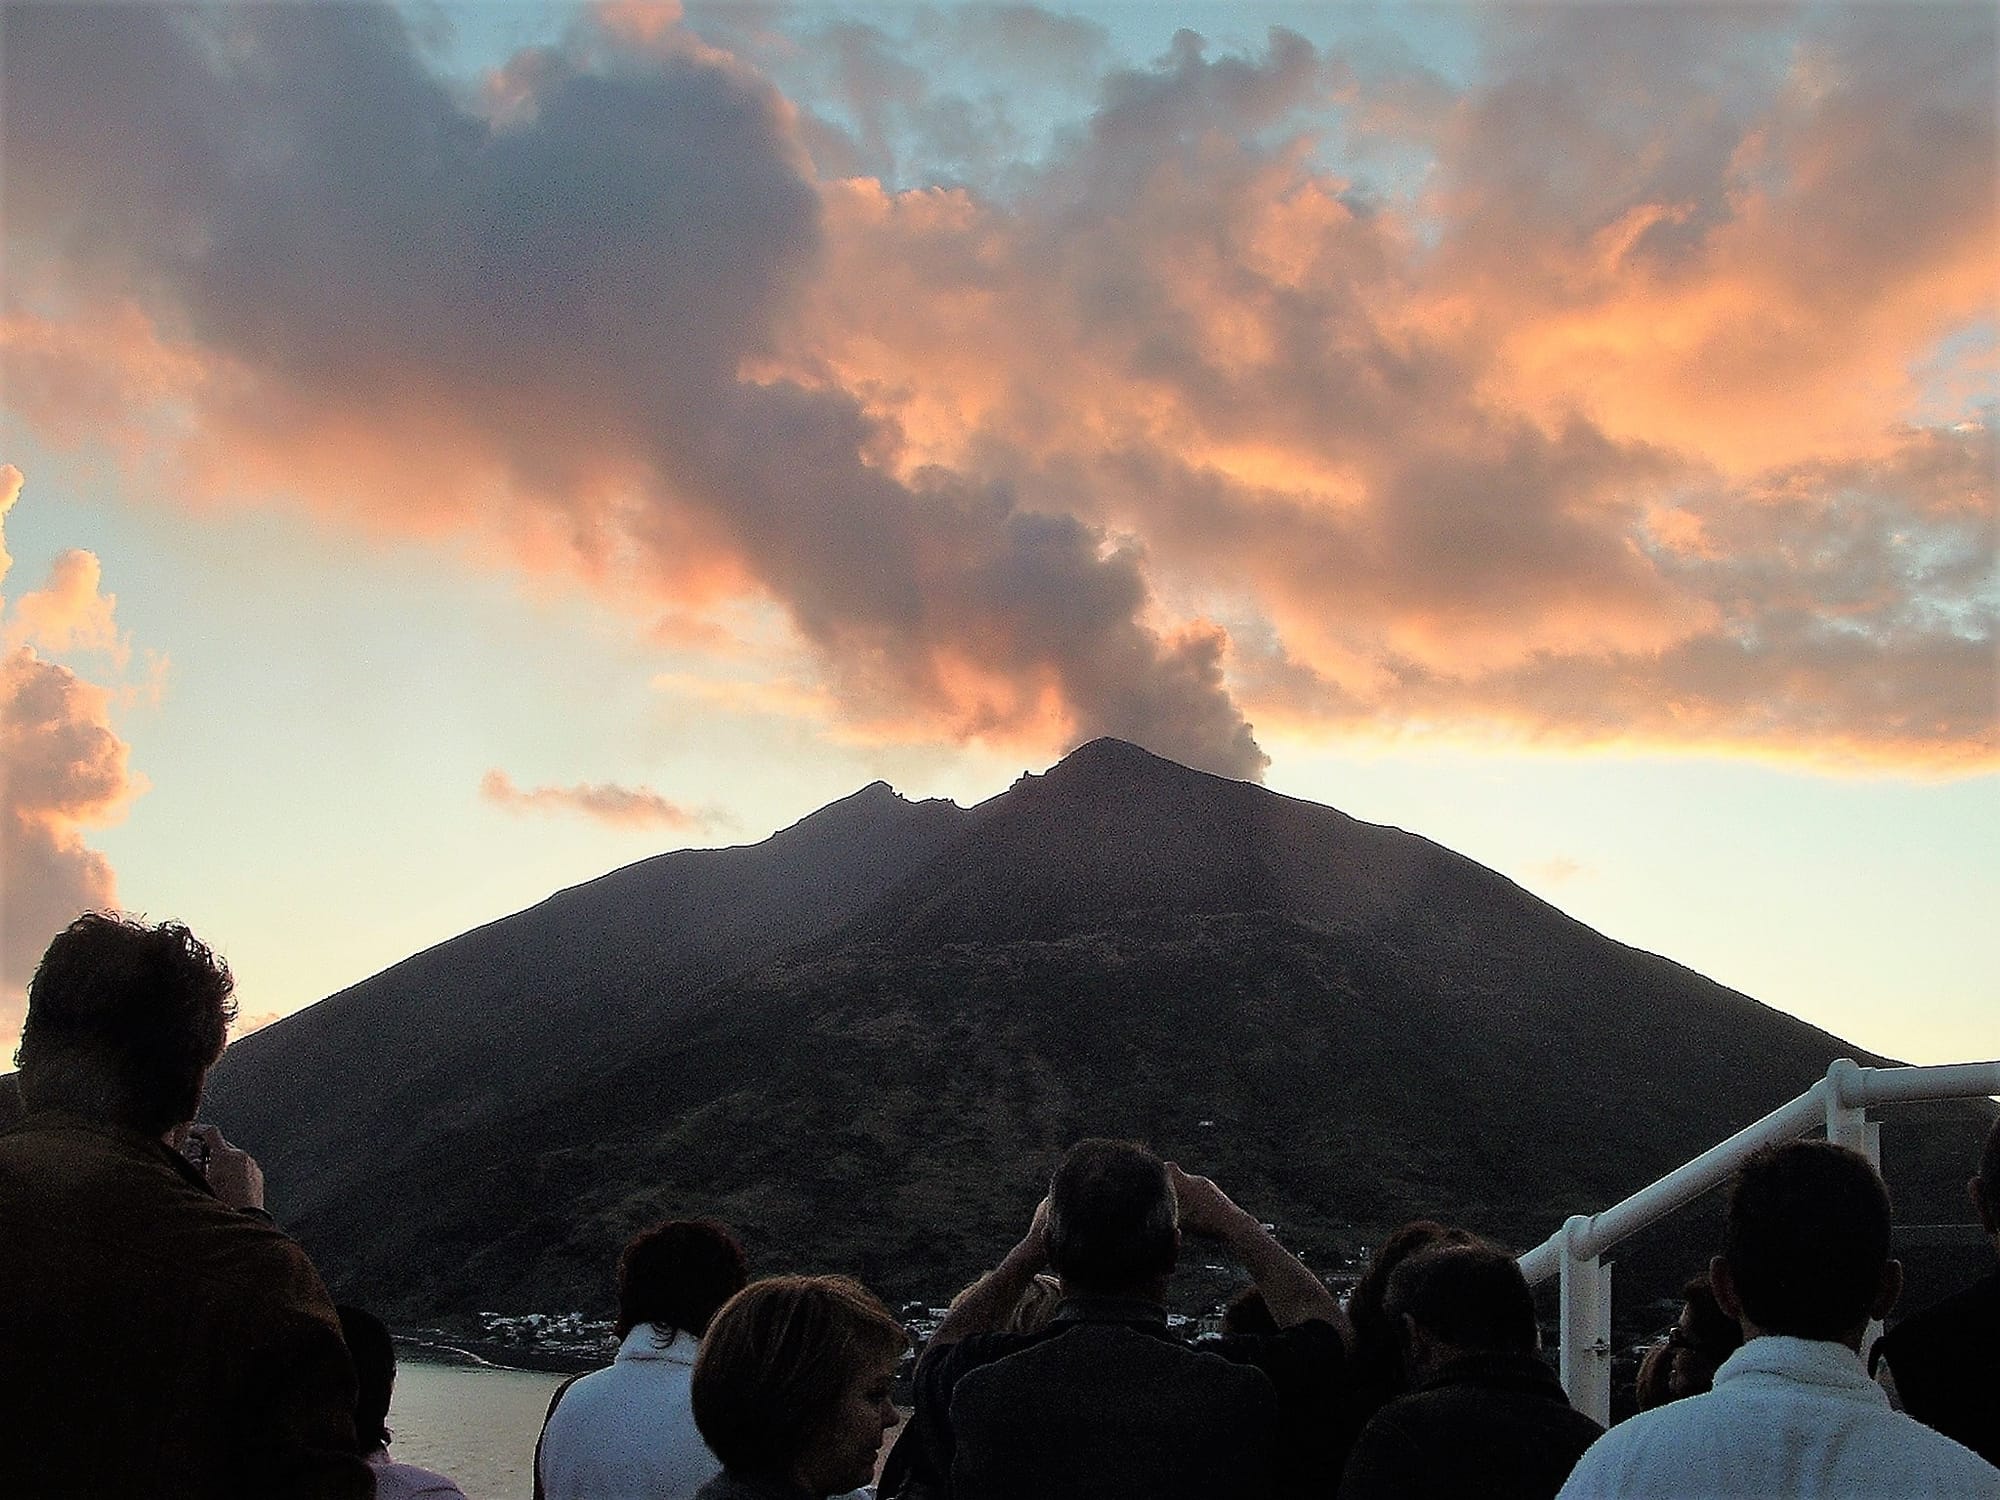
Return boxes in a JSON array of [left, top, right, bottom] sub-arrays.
[[1824, 1058, 1878, 1165], [1559, 1213, 1612, 1425]]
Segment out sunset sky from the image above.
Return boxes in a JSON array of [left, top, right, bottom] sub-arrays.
[[2, 1, 1994, 1076]]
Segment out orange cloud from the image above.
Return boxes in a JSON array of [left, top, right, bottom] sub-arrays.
[[5, 549, 128, 666], [479, 768, 726, 832], [0, 468, 151, 992], [1526, 856, 1591, 886], [229, 1010, 282, 1042], [1, 651, 139, 987], [1, 5, 1990, 776], [1, 988, 23, 1070]]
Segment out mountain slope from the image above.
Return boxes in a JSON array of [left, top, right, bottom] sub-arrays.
[[203, 781, 967, 1217], [204, 740, 1993, 1323]]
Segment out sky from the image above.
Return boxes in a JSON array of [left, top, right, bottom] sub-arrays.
[[1, 0, 1994, 1075]]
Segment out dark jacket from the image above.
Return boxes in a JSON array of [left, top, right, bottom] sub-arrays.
[[1336, 1350, 1603, 1500], [0, 1113, 371, 1500], [900, 1294, 1345, 1500], [1871, 1269, 2000, 1467]]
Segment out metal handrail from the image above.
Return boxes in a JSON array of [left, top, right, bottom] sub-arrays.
[[1516, 1057, 2000, 1423]]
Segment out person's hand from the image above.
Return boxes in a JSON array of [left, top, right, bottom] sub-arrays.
[[189, 1124, 265, 1211], [1167, 1163, 1249, 1239]]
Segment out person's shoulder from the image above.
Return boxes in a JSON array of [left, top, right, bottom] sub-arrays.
[[372, 1456, 471, 1500], [540, 1358, 637, 1429], [1875, 1403, 2000, 1485], [913, 1326, 1053, 1412], [1567, 1395, 1713, 1464], [1882, 1270, 2000, 1350], [1551, 1405, 1687, 1500], [1203, 1317, 1345, 1376], [1206, 1316, 1343, 1357], [926, 1326, 1052, 1374], [186, 1197, 325, 1287]]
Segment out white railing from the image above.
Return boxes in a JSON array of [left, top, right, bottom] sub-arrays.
[[1516, 1057, 2000, 1424]]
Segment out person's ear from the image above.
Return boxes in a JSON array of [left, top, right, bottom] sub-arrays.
[[1871, 1258, 1904, 1322], [1709, 1256, 1746, 1328]]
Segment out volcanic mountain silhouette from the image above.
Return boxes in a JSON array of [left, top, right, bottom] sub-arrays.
[[203, 739, 1990, 1320]]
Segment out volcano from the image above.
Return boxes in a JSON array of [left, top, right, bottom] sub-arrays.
[[202, 739, 1992, 1321]]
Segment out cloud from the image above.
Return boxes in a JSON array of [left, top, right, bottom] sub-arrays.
[[1, 989, 22, 1069], [1, 2, 1266, 779], [0, 465, 16, 579], [0, 651, 137, 987], [1525, 856, 1590, 886], [0, 467, 149, 997], [2, 4, 1991, 776], [229, 1010, 282, 1042], [4, 549, 129, 665], [479, 768, 726, 832], [777, 15, 1995, 769]]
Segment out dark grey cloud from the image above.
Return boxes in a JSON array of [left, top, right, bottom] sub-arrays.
[[1, 2, 1267, 778]]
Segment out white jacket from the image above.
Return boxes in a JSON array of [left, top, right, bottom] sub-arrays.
[[538, 1326, 720, 1500], [1557, 1335, 2000, 1499]]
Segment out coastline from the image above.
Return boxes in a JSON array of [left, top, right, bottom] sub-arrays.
[[393, 1330, 608, 1375]]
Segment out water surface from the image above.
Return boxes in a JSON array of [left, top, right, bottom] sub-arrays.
[[390, 1358, 568, 1500]]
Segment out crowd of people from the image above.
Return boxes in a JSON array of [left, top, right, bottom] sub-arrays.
[[2, 911, 1995, 1498]]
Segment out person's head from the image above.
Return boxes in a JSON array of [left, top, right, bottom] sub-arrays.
[[1668, 1274, 1741, 1397], [1384, 1241, 1537, 1382], [336, 1305, 396, 1454], [1045, 1138, 1179, 1297], [15, 913, 236, 1135], [949, 1269, 1062, 1334], [615, 1218, 749, 1340], [1973, 1115, 1999, 1249], [1633, 1338, 1675, 1411], [1636, 1274, 1741, 1410], [1712, 1139, 1899, 1349], [1222, 1285, 1279, 1337], [1009, 1272, 1064, 1333], [1349, 1220, 1475, 1349], [691, 1274, 908, 1496]]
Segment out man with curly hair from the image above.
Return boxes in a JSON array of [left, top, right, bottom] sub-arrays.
[[0, 912, 370, 1499]]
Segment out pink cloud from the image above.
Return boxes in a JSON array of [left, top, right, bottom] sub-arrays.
[[1, 6, 1990, 775], [479, 768, 725, 832], [5, 549, 128, 665], [229, 1011, 282, 1043], [0, 650, 135, 988], [0, 469, 150, 992], [1526, 856, 1591, 886]]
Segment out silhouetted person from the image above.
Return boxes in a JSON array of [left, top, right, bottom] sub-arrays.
[[1634, 1275, 1741, 1410], [0, 912, 368, 1499], [876, 1267, 1066, 1497], [1222, 1285, 1280, 1336], [897, 1138, 1349, 1499], [1337, 1241, 1601, 1500], [1331, 1220, 1475, 1472], [337, 1305, 469, 1498], [537, 1217, 751, 1500], [1558, 1140, 2000, 1498], [691, 1274, 908, 1499], [1870, 1114, 2000, 1466]]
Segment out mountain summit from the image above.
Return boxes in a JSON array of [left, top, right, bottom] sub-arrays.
[[204, 741, 1988, 1320]]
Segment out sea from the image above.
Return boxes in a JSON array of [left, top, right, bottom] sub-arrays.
[[389, 1358, 567, 1500], [387, 1356, 910, 1500]]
